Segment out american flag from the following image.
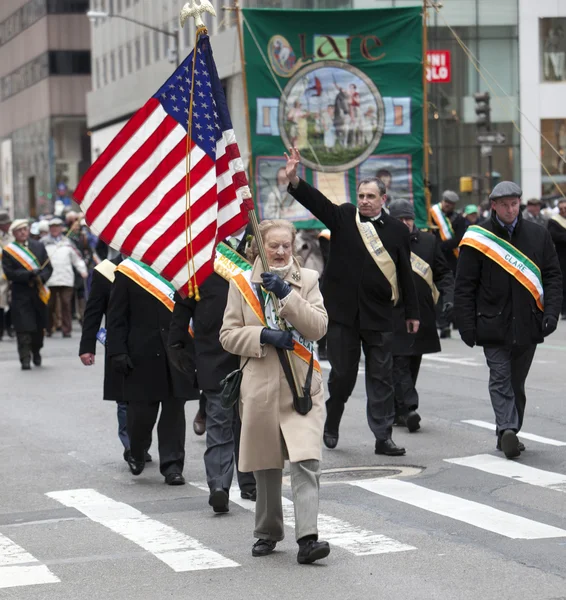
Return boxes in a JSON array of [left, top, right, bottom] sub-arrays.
[[74, 34, 253, 296]]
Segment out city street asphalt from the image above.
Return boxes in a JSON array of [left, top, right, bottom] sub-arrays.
[[0, 323, 565, 599]]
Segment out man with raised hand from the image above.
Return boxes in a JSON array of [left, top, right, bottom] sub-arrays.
[[455, 181, 562, 459], [285, 147, 419, 457]]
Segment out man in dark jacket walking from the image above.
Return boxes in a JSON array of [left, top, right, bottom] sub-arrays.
[[285, 147, 419, 456], [389, 200, 454, 432], [2, 220, 52, 370], [455, 181, 562, 459], [107, 260, 198, 483], [547, 198, 566, 318]]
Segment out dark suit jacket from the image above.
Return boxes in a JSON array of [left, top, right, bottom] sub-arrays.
[[432, 209, 467, 273], [169, 273, 238, 392], [288, 179, 419, 331], [106, 271, 197, 404], [2, 239, 52, 332], [78, 257, 122, 401], [548, 218, 566, 294]]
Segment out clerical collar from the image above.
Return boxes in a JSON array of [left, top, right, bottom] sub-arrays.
[[360, 211, 383, 222]]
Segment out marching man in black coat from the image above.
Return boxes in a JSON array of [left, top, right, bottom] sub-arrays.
[[455, 182, 562, 459], [389, 200, 454, 432], [285, 148, 419, 456], [547, 198, 566, 318], [107, 258, 198, 483], [2, 219, 52, 370]]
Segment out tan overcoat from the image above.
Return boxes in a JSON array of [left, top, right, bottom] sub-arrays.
[[0, 231, 13, 309], [220, 257, 328, 472]]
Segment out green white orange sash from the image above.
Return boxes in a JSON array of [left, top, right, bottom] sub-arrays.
[[355, 211, 399, 304], [460, 225, 544, 310], [551, 214, 566, 230], [3, 242, 50, 304], [431, 203, 459, 259], [116, 257, 176, 311], [214, 242, 252, 281], [231, 270, 321, 374], [411, 252, 440, 304]]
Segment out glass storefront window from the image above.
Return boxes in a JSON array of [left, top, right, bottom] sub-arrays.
[[540, 18, 566, 82], [540, 119, 566, 199]]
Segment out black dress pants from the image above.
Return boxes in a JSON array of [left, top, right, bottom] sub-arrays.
[[326, 321, 395, 441], [392, 355, 422, 416], [127, 397, 186, 476]]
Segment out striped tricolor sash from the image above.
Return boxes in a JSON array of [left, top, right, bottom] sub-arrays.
[[231, 270, 321, 374], [3, 242, 50, 304], [460, 225, 544, 311], [214, 242, 252, 281], [431, 204, 459, 259], [116, 257, 176, 311]]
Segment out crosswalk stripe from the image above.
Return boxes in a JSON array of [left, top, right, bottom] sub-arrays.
[[46, 489, 239, 572], [445, 454, 566, 492], [351, 478, 566, 540], [462, 420, 566, 446], [191, 483, 415, 556], [0, 532, 60, 588]]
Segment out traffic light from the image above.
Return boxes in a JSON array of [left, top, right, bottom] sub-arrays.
[[474, 92, 491, 131]]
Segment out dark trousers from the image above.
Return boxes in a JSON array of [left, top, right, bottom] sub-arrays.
[[326, 321, 395, 441], [117, 401, 130, 449], [48, 286, 74, 335], [483, 344, 537, 434], [204, 389, 256, 494], [392, 355, 422, 416], [198, 391, 207, 417], [127, 397, 186, 476], [16, 330, 44, 365]]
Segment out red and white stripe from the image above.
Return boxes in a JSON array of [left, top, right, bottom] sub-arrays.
[[75, 98, 251, 295]]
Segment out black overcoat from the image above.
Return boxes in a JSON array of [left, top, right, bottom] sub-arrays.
[[2, 240, 52, 332], [547, 218, 566, 302], [106, 271, 198, 404], [169, 273, 238, 392], [455, 212, 562, 347], [78, 258, 122, 401], [393, 229, 454, 356], [432, 210, 467, 273], [288, 179, 419, 332]]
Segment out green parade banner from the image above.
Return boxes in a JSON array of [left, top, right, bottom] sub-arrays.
[[241, 6, 425, 228]]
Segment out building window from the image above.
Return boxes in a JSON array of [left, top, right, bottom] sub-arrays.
[[135, 38, 141, 70], [49, 51, 91, 75], [126, 42, 132, 73], [540, 18, 566, 82], [110, 50, 116, 81], [102, 55, 108, 85], [118, 46, 124, 79], [46, 0, 90, 13], [153, 30, 160, 62], [95, 57, 101, 88], [144, 31, 150, 66]]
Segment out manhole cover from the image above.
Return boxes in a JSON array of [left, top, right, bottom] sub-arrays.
[[283, 465, 423, 486]]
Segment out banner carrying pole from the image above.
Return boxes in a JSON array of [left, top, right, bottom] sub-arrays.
[[423, 0, 432, 228]]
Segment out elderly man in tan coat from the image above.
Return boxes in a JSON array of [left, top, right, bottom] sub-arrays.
[[220, 219, 330, 565]]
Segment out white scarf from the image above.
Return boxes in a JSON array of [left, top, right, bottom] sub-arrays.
[[268, 257, 294, 279]]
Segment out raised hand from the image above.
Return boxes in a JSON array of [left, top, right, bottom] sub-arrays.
[[283, 147, 301, 187]]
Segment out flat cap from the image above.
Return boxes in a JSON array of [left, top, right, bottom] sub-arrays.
[[389, 199, 415, 220], [527, 197, 541, 205], [10, 219, 29, 233], [0, 211, 11, 225], [442, 190, 459, 203], [489, 181, 522, 201], [48, 217, 63, 226]]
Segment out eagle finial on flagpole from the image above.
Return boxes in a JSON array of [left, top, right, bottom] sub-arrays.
[[179, 0, 216, 29]]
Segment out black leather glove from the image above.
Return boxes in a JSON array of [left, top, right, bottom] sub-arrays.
[[111, 354, 134, 375], [260, 328, 294, 350], [542, 315, 558, 337], [167, 343, 195, 375], [261, 272, 291, 300], [28, 268, 40, 280], [460, 330, 475, 348]]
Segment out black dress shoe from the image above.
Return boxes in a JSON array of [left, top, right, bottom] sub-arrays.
[[406, 410, 421, 433], [500, 429, 520, 459], [145, 451, 152, 462], [439, 328, 451, 339], [123, 448, 131, 462], [32, 353, 41, 366], [193, 409, 206, 436], [240, 489, 257, 501], [323, 432, 339, 449], [127, 456, 145, 475], [375, 438, 406, 456], [252, 539, 277, 557], [21, 362, 31, 371], [165, 473, 185, 486], [496, 438, 525, 452], [209, 488, 229, 513], [297, 540, 330, 564]]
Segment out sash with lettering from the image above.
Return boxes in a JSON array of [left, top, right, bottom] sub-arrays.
[[355, 211, 399, 304], [231, 270, 321, 374], [431, 203, 459, 259], [411, 252, 440, 304], [551, 214, 566, 230], [3, 242, 50, 304], [214, 242, 252, 281], [460, 225, 544, 310]]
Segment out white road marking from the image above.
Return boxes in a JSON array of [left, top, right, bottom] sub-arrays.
[[0, 533, 60, 589], [422, 355, 480, 367], [46, 489, 238, 572], [191, 483, 415, 556], [462, 420, 566, 446], [351, 478, 566, 540], [446, 454, 566, 492]]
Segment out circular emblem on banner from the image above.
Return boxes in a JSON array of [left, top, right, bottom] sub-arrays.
[[268, 35, 300, 78], [278, 61, 385, 173]]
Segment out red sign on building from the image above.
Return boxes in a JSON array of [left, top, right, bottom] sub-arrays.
[[426, 50, 451, 83]]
